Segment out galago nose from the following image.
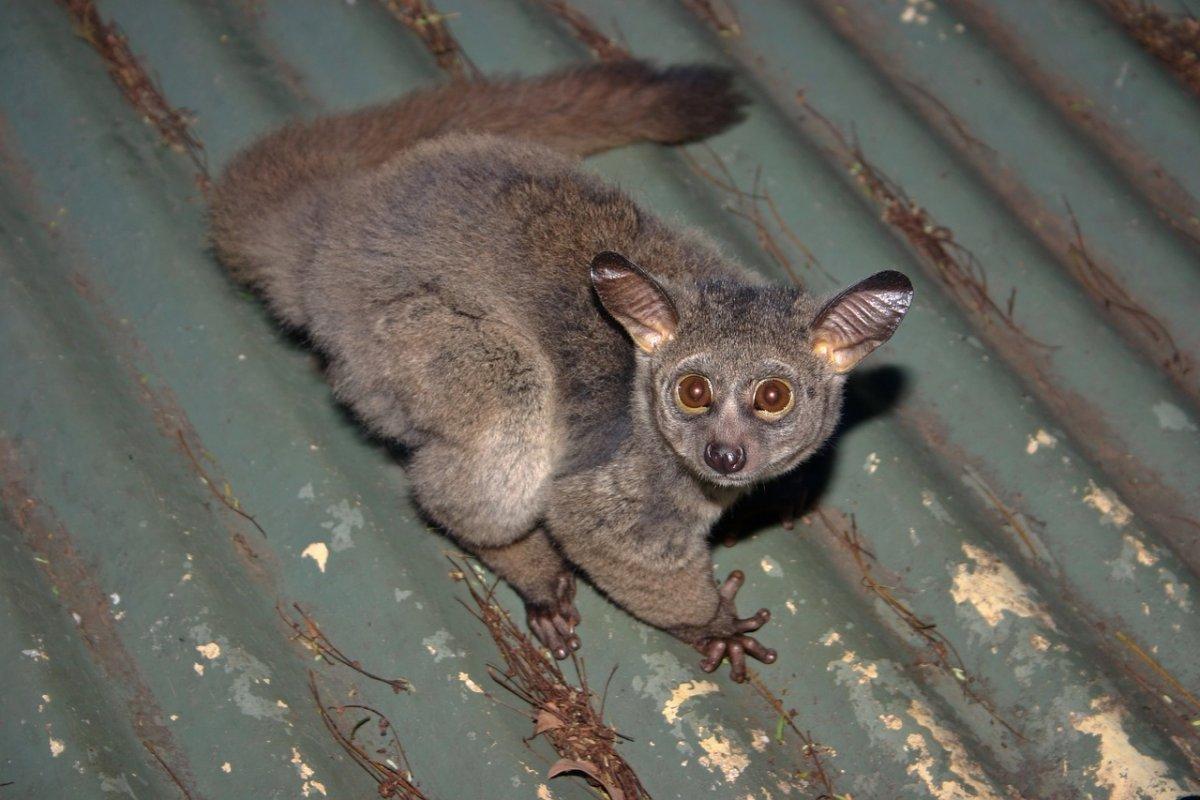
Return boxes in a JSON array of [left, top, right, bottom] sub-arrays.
[[704, 442, 746, 475]]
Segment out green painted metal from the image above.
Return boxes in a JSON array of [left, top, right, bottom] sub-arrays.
[[1, 1, 1197, 798]]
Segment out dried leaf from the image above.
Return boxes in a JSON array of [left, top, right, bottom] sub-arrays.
[[535, 708, 564, 735], [547, 758, 625, 800]]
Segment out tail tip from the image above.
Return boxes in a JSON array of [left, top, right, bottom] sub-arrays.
[[651, 63, 749, 144]]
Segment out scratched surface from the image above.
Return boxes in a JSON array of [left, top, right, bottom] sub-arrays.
[[1, 1, 1198, 798]]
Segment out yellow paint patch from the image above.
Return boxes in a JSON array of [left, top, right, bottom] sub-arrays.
[[195, 642, 221, 660], [663, 680, 720, 724], [950, 543, 1055, 629], [698, 729, 751, 783], [1070, 696, 1186, 800], [907, 700, 1002, 800], [301, 542, 329, 572], [458, 672, 484, 694], [291, 747, 327, 797], [1083, 481, 1133, 527], [1123, 534, 1158, 566], [818, 630, 841, 647], [1025, 429, 1057, 454]]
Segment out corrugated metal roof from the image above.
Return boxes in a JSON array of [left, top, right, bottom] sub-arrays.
[[1, 1, 1198, 798]]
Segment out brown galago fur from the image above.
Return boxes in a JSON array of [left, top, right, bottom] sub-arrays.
[[210, 61, 913, 681]]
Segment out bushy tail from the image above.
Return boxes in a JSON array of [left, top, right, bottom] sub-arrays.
[[209, 61, 745, 298]]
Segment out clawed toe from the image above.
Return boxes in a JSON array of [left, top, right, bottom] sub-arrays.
[[696, 571, 777, 682], [526, 573, 583, 660]]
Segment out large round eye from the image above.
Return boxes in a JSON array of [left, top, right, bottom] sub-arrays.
[[676, 374, 713, 414], [753, 378, 794, 420]]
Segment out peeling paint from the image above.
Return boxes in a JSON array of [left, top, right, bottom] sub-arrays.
[[321, 499, 362, 552], [864, 451, 881, 473], [290, 747, 327, 797], [195, 642, 221, 660], [48, 733, 65, 757], [189, 624, 285, 721], [297, 482, 315, 500], [749, 729, 770, 752], [1070, 696, 1187, 800], [920, 490, 953, 524], [221, 762, 232, 773], [698, 731, 751, 783], [662, 680, 720, 724], [906, 699, 1002, 800], [536, 784, 553, 800], [192, 662, 205, 676], [21, 648, 49, 661], [1151, 401, 1196, 432], [818, 630, 841, 647], [950, 542, 1055, 630], [1025, 428, 1058, 454], [1082, 481, 1133, 528], [458, 671, 484, 694], [301, 541, 329, 572], [422, 629, 461, 661], [759, 556, 783, 577]]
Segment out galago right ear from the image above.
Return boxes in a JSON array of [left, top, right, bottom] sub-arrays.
[[590, 251, 679, 353], [810, 271, 913, 372]]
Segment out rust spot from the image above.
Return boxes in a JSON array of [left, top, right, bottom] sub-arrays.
[[1103, 0, 1200, 98], [377, 0, 479, 81], [56, 0, 210, 193], [0, 440, 206, 799]]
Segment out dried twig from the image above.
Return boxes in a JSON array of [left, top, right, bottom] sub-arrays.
[[537, 0, 631, 61], [745, 672, 839, 798], [454, 558, 649, 800], [309, 672, 429, 799], [280, 603, 411, 693], [682, 147, 836, 286], [57, 0, 210, 192], [815, 510, 1025, 741], [1062, 200, 1190, 376], [799, 100, 1057, 352], [1114, 630, 1200, 720], [378, 0, 479, 80], [681, 0, 742, 38], [1104, 0, 1200, 97], [176, 431, 267, 538]]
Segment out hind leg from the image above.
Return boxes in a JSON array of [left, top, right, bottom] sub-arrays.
[[473, 529, 581, 659], [378, 302, 581, 654]]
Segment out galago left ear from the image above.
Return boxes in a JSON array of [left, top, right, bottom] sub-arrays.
[[811, 270, 913, 372]]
